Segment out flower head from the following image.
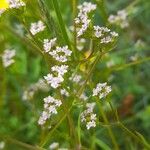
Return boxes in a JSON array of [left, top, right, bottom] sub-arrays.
[[92, 82, 112, 99], [30, 21, 46, 35], [2, 49, 16, 68]]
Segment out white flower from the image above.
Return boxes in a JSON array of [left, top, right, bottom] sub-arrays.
[[61, 89, 69, 97], [0, 141, 5, 149], [43, 38, 57, 53], [35, 78, 49, 92], [49, 46, 72, 62], [69, 74, 82, 83], [8, 0, 25, 9], [93, 25, 118, 44], [92, 82, 112, 99], [81, 103, 97, 130], [94, 26, 110, 38], [100, 36, 112, 44], [30, 21, 46, 35], [108, 9, 129, 29], [106, 60, 115, 68], [75, 2, 97, 37], [49, 142, 59, 150], [44, 65, 68, 88], [38, 96, 62, 126], [2, 49, 16, 68], [44, 73, 64, 89], [51, 65, 68, 76]]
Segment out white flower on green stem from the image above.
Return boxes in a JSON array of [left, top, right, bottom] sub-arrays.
[[75, 2, 97, 37], [94, 26, 118, 44], [8, 0, 25, 9], [30, 20, 46, 35], [92, 82, 112, 99], [38, 96, 62, 126], [49, 46, 72, 62], [43, 38, 57, 53], [44, 65, 68, 89], [2, 49, 16, 68], [81, 102, 97, 130], [108, 9, 129, 28], [49, 142, 59, 150], [60, 88, 69, 97]]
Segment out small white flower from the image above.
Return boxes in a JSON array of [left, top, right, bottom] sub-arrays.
[[106, 60, 115, 68], [38, 96, 62, 126], [93, 25, 118, 44], [51, 65, 68, 76], [92, 82, 112, 99], [49, 142, 59, 150], [43, 38, 57, 53], [44, 73, 64, 89], [61, 89, 69, 97], [0, 141, 5, 149], [2, 49, 16, 68], [81, 102, 97, 130], [75, 2, 97, 37], [30, 20, 46, 35], [8, 0, 25, 9], [49, 46, 72, 62], [108, 9, 129, 28], [69, 74, 82, 83], [100, 36, 112, 44]]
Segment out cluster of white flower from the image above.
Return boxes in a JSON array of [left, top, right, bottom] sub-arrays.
[[30, 21, 46, 35], [38, 96, 62, 125], [49, 142, 59, 150], [69, 74, 82, 84], [43, 36, 72, 88], [92, 82, 112, 99], [8, 0, 25, 9], [94, 26, 118, 44], [43, 38, 57, 53], [60, 88, 69, 97], [22, 78, 49, 101], [49, 46, 72, 62], [75, 2, 97, 37], [0, 0, 25, 17], [81, 103, 97, 130], [1, 49, 16, 68], [44, 65, 68, 89], [49, 142, 68, 150], [108, 9, 129, 28]]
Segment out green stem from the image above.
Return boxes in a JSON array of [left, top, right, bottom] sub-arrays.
[[97, 101, 119, 150], [52, 0, 72, 51], [72, 0, 78, 59], [108, 102, 150, 149], [77, 51, 104, 97]]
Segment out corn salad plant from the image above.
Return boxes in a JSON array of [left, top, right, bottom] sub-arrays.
[[0, 0, 150, 149]]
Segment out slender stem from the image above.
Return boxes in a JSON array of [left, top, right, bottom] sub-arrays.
[[4, 137, 45, 150], [72, 0, 78, 59], [52, 0, 72, 51], [59, 90, 78, 148], [97, 101, 119, 150], [77, 51, 104, 97]]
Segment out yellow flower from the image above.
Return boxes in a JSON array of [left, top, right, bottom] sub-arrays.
[[0, 0, 9, 9]]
